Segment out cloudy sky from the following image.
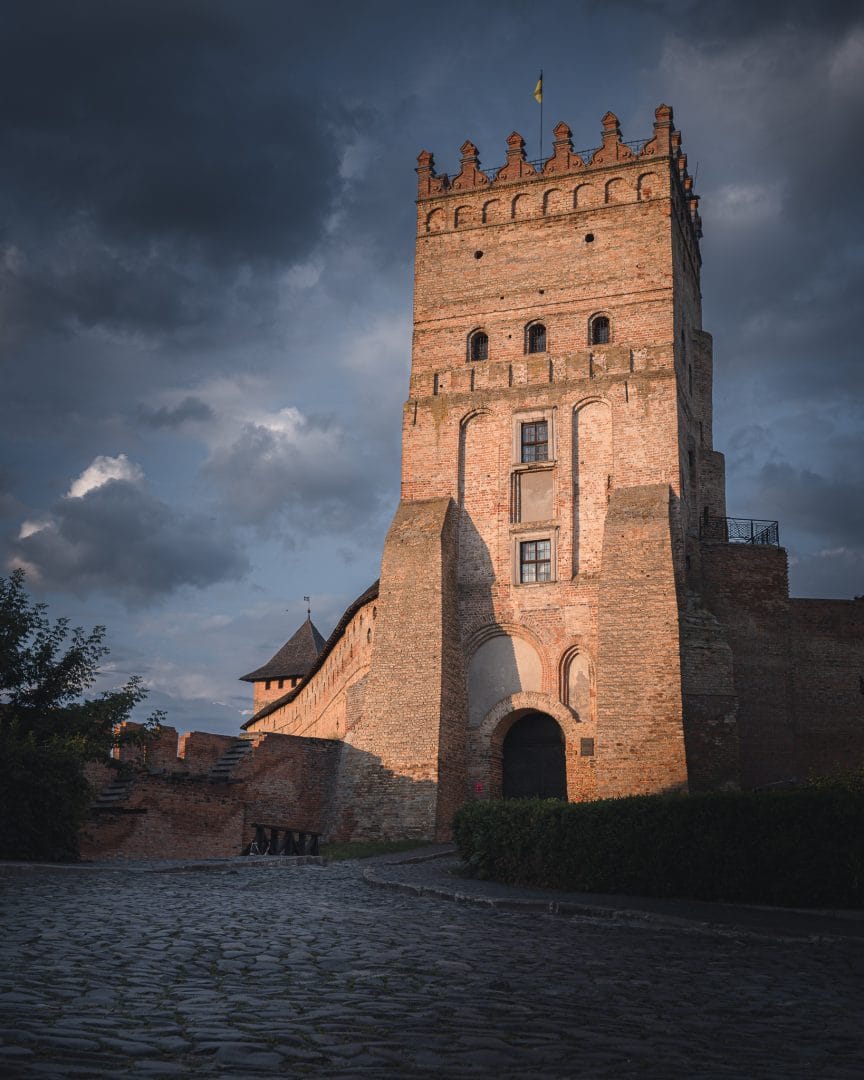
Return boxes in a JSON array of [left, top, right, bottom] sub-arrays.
[[1, 0, 862, 735]]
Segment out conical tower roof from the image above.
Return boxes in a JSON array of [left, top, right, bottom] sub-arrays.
[[239, 617, 326, 682]]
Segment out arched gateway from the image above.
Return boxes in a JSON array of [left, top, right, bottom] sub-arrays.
[[502, 712, 567, 799]]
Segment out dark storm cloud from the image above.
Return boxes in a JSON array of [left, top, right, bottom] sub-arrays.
[[682, 15, 864, 411], [755, 462, 864, 551], [139, 396, 215, 429], [204, 413, 392, 539], [10, 479, 248, 606], [0, 1, 353, 337]]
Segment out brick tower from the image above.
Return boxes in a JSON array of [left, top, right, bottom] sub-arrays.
[[322, 103, 733, 836]]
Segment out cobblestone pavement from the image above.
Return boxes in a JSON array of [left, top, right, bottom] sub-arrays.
[[1, 858, 863, 1079]]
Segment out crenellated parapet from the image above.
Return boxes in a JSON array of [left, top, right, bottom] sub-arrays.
[[416, 104, 702, 238]]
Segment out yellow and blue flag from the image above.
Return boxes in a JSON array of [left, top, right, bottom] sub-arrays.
[[533, 73, 543, 104]]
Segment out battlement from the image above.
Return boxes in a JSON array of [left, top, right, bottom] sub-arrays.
[[417, 105, 701, 238]]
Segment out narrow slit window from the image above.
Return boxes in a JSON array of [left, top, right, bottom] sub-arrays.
[[527, 323, 546, 354], [520, 539, 552, 583], [469, 331, 489, 362], [521, 420, 549, 462], [590, 315, 610, 345]]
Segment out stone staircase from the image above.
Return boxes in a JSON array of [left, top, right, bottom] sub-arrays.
[[91, 774, 136, 810], [208, 737, 254, 781]]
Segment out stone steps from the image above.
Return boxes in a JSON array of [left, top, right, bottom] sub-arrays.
[[91, 775, 136, 809], [208, 738, 254, 781]]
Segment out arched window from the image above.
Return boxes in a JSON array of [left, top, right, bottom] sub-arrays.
[[469, 330, 488, 362], [526, 322, 547, 354], [589, 315, 610, 345]]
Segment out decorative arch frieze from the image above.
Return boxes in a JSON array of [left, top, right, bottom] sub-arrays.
[[425, 207, 445, 234], [482, 198, 502, 224], [604, 177, 626, 204], [637, 172, 659, 201]]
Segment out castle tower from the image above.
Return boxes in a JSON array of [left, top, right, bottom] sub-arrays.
[[353, 104, 735, 824], [245, 106, 749, 838], [240, 616, 326, 714]]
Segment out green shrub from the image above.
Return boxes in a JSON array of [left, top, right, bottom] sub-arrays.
[[453, 774, 864, 908]]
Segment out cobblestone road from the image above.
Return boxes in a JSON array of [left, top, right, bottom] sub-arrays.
[[1, 859, 863, 1079]]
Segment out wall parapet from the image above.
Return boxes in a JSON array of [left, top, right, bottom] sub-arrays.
[[417, 105, 701, 242]]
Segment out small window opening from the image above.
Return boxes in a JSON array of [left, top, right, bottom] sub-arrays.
[[527, 322, 547, 354], [521, 420, 549, 463], [278, 678, 284, 690], [520, 539, 552, 584], [469, 331, 489, 362], [585, 233, 594, 243], [265, 679, 271, 691], [589, 315, 610, 345]]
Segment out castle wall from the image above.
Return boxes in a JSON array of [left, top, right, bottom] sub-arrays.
[[789, 599, 864, 780], [328, 497, 465, 841], [700, 544, 794, 788], [81, 733, 341, 860], [245, 597, 376, 740], [595, 484, 688, 797]]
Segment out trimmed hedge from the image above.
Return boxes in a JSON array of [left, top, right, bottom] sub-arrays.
[[452, 773, 864, 908]]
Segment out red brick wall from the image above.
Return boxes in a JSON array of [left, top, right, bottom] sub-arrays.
[[700, 544, 794, 788], [329, 498, 465, 842], [789, 599, 864, 779], [595, 484, 688, 796], [80, 733, 341, 860], [245, 597, 376, 740]]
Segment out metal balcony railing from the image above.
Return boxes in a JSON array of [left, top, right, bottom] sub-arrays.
[[700, 516, 780, 548]]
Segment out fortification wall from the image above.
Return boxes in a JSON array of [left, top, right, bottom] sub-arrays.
[[700, 544, 794, 788], [328, 497, 464, 841], [595, 483, 688, 797], [245, 596, 377, 740], [789, 598, 864, 780], [81, 733, 341, 860]]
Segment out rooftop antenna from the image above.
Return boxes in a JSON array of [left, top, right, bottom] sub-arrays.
[[303, 595, 311, 619]]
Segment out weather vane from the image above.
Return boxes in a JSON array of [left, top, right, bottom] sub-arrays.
[[304, 595, 311, 618]]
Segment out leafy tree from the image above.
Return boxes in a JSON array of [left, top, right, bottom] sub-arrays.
[[0, 569, 163, 861]]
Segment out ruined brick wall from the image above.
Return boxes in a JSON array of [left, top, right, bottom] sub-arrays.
[[789, 599, 864, 780], [80, 733, 341, 860]]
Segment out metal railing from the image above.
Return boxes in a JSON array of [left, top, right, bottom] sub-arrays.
[[700, 516, 780, 548]]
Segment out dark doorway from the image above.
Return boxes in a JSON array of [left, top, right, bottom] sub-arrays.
[[502, 712, 567, 799]]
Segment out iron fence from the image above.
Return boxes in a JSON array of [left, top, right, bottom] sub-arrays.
[[700, 516, 780, 547]]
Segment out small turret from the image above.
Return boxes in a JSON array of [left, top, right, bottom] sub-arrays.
[[240, 616, 326, 711]]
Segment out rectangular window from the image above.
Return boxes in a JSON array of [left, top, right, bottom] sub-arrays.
[[520, 539, 551, 583], [521, 421, 548, 463]]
